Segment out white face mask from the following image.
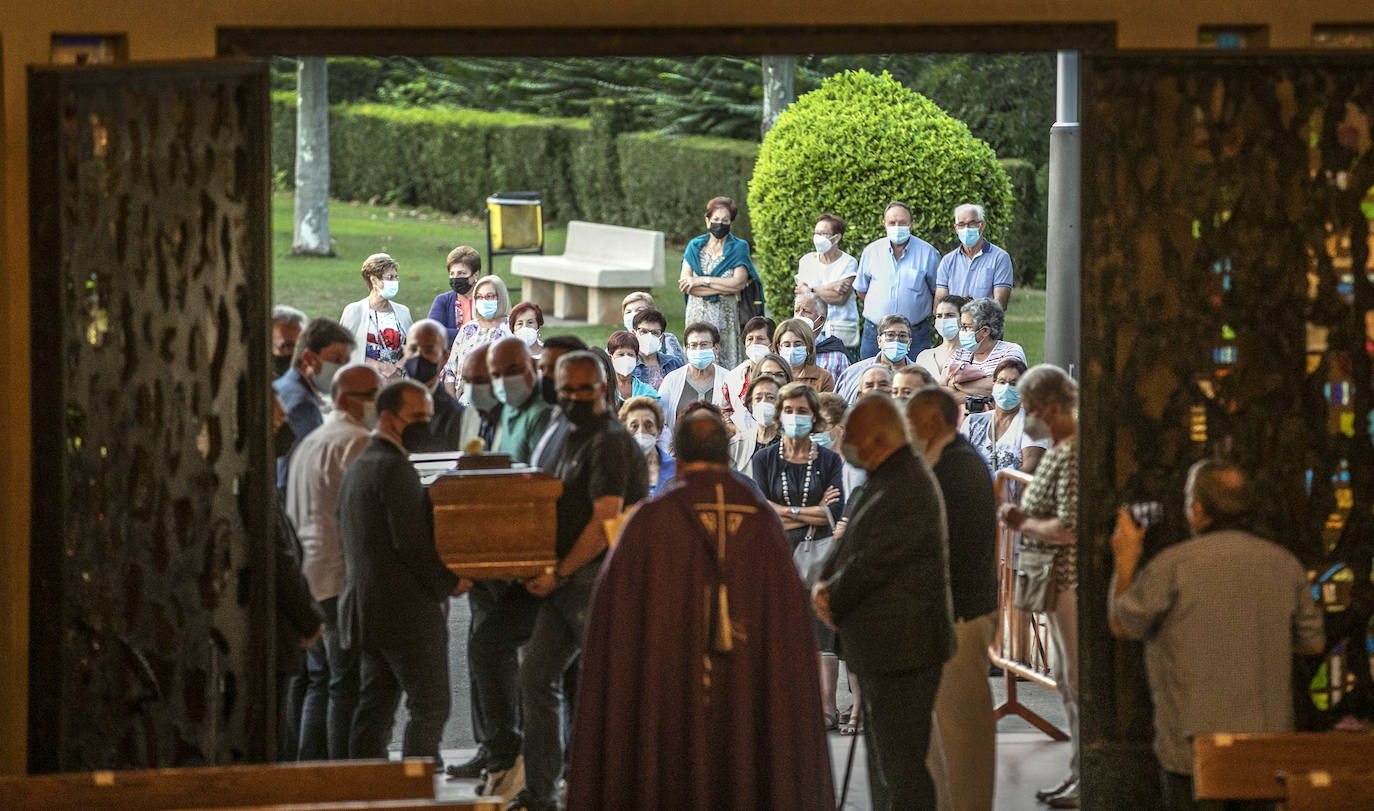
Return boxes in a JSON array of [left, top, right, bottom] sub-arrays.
[[632, 432, 657, 454], [623, 311, 639, 332], [611, 355, 638, 377], [813, 234, 834, 253], [515, 326, 539, 346], [637, 333, 661, 356], [745, 343, 770, 364], [751, 401, 777, 427]]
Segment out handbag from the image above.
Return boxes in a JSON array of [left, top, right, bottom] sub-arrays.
[[1013, 544, 1058, 613], [792, 533, 835, 587], [736, 275, 765, 324]]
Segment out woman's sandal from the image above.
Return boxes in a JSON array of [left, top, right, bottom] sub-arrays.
[[823, 712, 838, 732], [839, 714, 862, 736]]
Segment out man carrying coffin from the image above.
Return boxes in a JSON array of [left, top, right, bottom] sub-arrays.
[[567, 411, 834, 810]]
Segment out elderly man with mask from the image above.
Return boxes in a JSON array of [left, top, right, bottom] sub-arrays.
[[794, 292, 851, 380], [905, 387, 999, 811], [456, 342, 502, 452], [853, 201, 940, 360], [813, 394, 953, 810], [834, 314, 919, 404], [489, 337, 554, 465], [934, 203, 1014, 312], [858, 364, 894, 398], [403, 319, 464, 451], [286, 363, 382, 760]]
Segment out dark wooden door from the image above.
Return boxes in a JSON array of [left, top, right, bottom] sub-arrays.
[[26, 60, 272, 771], [1079, 53, 1374, 805]]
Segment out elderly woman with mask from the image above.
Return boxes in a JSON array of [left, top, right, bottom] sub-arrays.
[[942, 296, 1026, 400], [442, 275, 512, 399], [608, 331, 662, 410], [960, 357, 1047, 475], [619, 395, 675, 496], [340, 253, 413, 383], [621, 292, 684, 363], [773, 318, 835, 394], [678, 196, 761, 369]]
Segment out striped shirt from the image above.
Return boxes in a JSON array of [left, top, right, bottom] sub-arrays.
[[946, 340, 1026, 379]]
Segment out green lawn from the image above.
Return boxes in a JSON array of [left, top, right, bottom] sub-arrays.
[[271, 192, 1044, 362]]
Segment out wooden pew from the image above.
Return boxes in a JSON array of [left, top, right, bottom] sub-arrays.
[[0, 759, 473, 810], [1193, 732, 1374, 801], [1282, 771, 1374, 811]]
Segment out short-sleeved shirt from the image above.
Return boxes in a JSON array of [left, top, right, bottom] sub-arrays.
[[936, 240, 1014, 299], [1110, 530, 1324, 774], [946, 340, 1027, 379], [796, 251, 860, 325], [495, 391, 554, 464], [553, 413, 648, 559], [1018, 438, 1077, 590], [854, 237, 940, 326], [960, 409, 1050, 474]]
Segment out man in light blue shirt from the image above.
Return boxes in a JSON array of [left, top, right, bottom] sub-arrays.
[[935, 203, 1014, 312], [854, 201, 940, 360]]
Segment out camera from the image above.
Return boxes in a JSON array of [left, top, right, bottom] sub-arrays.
[[966, 395, 992, 413]]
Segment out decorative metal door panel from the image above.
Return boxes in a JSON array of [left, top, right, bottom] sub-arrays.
[[1080, 54, 1374, 805], [27, 60, 272, 771]]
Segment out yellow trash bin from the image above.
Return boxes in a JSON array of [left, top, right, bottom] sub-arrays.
[[486, 192, 543, 267]]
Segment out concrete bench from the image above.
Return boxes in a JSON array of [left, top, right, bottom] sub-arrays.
[[0, 758, 495, 810], [511, 220, 664, 324], [1193, 732, 1374, 801]]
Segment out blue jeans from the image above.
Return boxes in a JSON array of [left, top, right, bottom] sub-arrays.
[[860, 317, 932, 361], [519, 564, 598, 805], [349, 607, 451, 761], [300, 596, 360, 760]]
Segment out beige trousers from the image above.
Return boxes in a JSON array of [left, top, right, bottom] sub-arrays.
[[928, 611, 998, 811]]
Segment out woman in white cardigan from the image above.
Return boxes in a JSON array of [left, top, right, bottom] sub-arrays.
[[339, 253, 414, 383]]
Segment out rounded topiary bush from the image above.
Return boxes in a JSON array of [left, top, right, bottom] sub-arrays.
[[748, 70, 1015, 314]]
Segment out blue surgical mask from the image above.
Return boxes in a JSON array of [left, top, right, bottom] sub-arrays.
[[687, 348, 715, 370], [379, 279, 399, 300], [992, 382, 1021, 411], [958, 227, 982, 248], [783, 345, 808, 367], [882, 341, 908, 363], [936, 317, 960, 341], [958, 328, 980, 352], [810, 431, 834, 449], [886, 225, 911, 245], [781, 413, 812, 439], [476, 299, 499, 319]]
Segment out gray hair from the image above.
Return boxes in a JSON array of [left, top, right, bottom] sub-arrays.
[[1185, 460, 1252, 523], [954, 203, 985, 223], [795, 291, 829, 317], [1018, 364, 1078, 412], [961, 297, 1006, 341], [272, 305, 308, 328], [556, 350, 607, 384]]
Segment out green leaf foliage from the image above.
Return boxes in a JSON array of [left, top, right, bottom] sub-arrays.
[[748, 70, 1014, 312]]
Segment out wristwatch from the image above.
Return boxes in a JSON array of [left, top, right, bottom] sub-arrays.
[[790, 506, 801, 515]]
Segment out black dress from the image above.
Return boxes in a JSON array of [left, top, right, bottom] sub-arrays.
[[751, 442, 845, 649]]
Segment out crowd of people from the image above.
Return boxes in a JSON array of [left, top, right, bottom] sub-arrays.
[[264, 194, 1324, 811]]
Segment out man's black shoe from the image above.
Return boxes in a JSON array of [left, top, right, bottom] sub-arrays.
[[445, 748, 489, 779]]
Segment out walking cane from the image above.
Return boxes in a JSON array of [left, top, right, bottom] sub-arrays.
[[836, 729, 859, 810]]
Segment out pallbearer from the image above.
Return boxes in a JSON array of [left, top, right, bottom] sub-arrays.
[[567, 412, 834, 810]]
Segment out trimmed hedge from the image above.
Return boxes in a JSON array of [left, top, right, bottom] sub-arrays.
[[748, 70, 1014, 312], [999, 158, 1046, 287], [270, 92, 758, 244]]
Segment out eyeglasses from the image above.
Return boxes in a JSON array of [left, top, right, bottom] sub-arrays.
[[812, 231, 836, 239], [558, 383, 603, 397], [636, 328, 664, 338], [474, 293, 500, 302], [879, 332, 911, 342], [959, 323, 984, 332], [685, 342, 716, 351], [379, 273, 399, 281], [955, 219, 983, 229]]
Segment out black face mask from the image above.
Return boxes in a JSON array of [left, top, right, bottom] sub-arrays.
[[560, 398, 600, 428], [273, 422, 296, 458], [708, 222, 731, 239], [403, 356, 438, 385], [541, 376, 558, 405], [450, 277, 473, 296], [272, 354, 293, 379], [400, 420, 435, 453]]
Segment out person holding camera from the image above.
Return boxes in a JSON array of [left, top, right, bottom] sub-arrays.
[[941, 297, 1025, 416], [960, 357, 1047, 475]]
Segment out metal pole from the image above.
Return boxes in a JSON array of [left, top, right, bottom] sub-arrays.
[[1044, 51, 1081, 377]]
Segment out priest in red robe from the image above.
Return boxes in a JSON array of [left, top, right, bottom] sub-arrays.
[[567, 411, 835, 810]]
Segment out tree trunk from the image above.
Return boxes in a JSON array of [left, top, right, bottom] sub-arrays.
[[291, 57, 333, 256], [760, 55, 796, 137]]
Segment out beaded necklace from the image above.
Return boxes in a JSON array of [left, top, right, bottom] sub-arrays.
[[780, 437, 818, 540]]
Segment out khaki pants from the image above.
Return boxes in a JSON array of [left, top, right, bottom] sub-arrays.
[[928, 611, 998, 811]]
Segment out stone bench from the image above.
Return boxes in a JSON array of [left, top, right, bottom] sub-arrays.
[[0, 758, 497, 810], [511, 220, 664, 324], [1193, 731, 1374, 802]]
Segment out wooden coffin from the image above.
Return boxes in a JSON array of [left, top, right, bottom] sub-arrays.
[[428, 466, 562, 580]]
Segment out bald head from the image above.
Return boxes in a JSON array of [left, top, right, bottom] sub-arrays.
[[404, 319, 450, 386], [330, 363, 383, 422], [842, 393, 908, 471], [675, 411, 731, 466], [462, 342, 492, 384], [488, 337, 533, 378], [1186, 459, 1252, 534], [408, 318, 446, 346], [905, 386, 959, 446]]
